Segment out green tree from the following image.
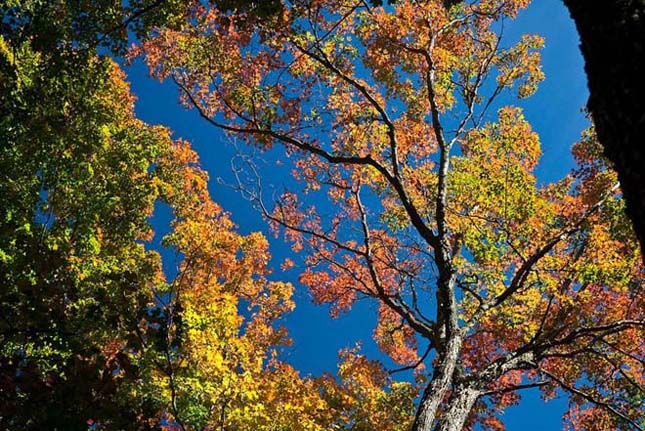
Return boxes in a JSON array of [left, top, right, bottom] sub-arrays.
[[0, 35, 176, 428], [0, 2, 417, 429], [0, 2, 188, 427]]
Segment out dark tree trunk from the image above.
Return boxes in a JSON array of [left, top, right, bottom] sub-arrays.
[[562, 0, 645, 259]]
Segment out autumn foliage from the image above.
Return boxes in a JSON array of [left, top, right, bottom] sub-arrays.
[[1, 4, 415, 428], [135, 0, 644, 430], [1, 0, 644, 430]]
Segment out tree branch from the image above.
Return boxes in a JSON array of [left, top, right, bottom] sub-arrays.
[[97, 0, 167, 47], [354, 187, 435, 340], [389, 342, 433, 375], [172, 75, 442, 255], [540, 368, 644, 431]]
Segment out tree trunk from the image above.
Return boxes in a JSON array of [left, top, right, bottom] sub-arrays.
[[562, 0, 645, 259], [411, 336, 463, 431], [435, 385, 481, 431]]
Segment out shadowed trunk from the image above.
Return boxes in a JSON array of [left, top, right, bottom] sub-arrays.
[[562, 0, 645, 259]]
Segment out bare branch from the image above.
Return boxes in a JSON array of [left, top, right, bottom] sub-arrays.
[[541, 320, 645, 351], [229, 152, 365, 257], [97, 0, 167, 47], [482, 380, 549, 396]]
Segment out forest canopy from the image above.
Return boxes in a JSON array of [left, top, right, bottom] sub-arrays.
[[0, 1, 643, 430]]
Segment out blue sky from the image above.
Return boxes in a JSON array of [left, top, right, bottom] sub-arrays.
[[123, 0, 589, 428]]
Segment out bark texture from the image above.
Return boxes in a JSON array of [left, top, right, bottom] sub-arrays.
[[411, 337, 463, 431], [435, 386, 480, 431], [563, 0, 645, 259]]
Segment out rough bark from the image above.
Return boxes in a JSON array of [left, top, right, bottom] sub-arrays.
[[435, 386, 481, 431], [562, 0, 645, 259], [411, 336, 463, 431]]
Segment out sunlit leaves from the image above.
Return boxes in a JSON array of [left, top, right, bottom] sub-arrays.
[[0, 36, 173, 427], [319, 346, 418, 430], [450, 107, 541, 266], [134, 0, 643, 429]]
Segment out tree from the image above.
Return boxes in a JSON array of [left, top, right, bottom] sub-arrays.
[[0, 2, 416, 429], [0, 1, 288, 428], [137, 0, 645, 430], [433, 0, 645, 260], [0, 35, 167, 427], [561, 0, 645, 260], [141, 132, 419, 430], [0, 0, 186, 58]]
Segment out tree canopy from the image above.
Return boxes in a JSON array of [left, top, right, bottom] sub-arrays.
[[1, 1, 415, 429], [1, 0, 643, 430], [136, 1, 645, 430]]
